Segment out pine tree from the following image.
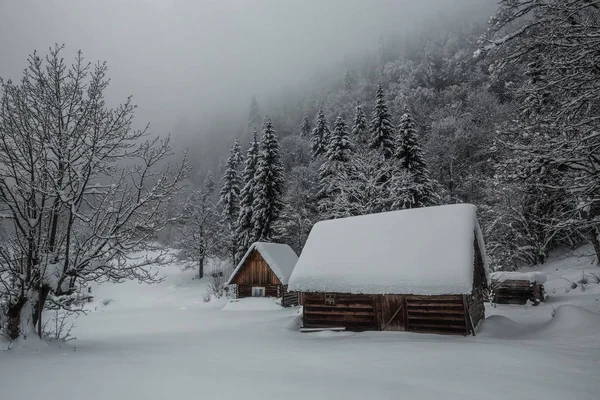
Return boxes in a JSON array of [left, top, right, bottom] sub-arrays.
[[300, 113, 311, 138], [318, 116, 354, 218], [251, 116, 285, 241], [326, 116, 353, 163], [218, 138, 242, 262], [235, 131, 260, 260], [394, 106, 436, 208], [310, 108, 330, 159], [351, 101, 368, 144], [369, 85, 395, 158]]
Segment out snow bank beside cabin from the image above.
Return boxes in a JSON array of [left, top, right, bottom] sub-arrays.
[[222, 297, 282, 311], [491, 271, 547, 284], [289, 204, 489, 295]]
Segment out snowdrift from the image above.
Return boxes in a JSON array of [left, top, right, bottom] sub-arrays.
[[478, 305, 600, 339], [222, 297, 282, 311], [540, 305, 600, 338]]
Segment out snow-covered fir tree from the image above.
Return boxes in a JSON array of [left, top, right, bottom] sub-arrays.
[[394, 106, 436, 208], [318, 116, 354, 218], [368, 85, 395, 158], [251, 117, 285, 241], [218, 138, 243, 262], [300, 113, 311, 138], [310, 108, 330, 159], [235, 131, 260, 260], [351, 101, 368, 144]]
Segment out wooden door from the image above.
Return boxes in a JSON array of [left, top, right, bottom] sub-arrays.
[[375, 295, 406, 331]]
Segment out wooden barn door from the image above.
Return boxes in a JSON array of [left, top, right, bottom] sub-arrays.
[[375, 295, 406, 331]]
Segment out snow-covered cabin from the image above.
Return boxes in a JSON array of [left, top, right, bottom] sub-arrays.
[[288, 204, 490, 335], [227, 242, 299, 307]]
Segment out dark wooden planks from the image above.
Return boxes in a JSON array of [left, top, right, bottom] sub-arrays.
[[230, 250, 282, 286], [405, 295, 468, 335]]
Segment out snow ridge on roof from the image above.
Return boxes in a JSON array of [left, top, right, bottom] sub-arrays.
[[288, 204, 489, 295], [227, 242, 298, 285]]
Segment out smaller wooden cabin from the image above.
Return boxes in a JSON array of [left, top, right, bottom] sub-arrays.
[[289, 204, 490, 336], [490, 272, 547, 306], [227, 242, 299, 307]]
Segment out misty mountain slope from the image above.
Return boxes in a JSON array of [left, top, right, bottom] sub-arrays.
[[1, 247, 598, 400]]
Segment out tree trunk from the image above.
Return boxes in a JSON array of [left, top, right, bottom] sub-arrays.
[[590, 227, 600, 266], [5, 298, 26, 341], [199, 257, 204, 279], [32, 285, 51, 337]]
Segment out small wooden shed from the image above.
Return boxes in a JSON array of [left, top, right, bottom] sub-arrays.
[[289, 204, 490, 336], [227, 242, 299, 307], [490, 272, 547, 306]]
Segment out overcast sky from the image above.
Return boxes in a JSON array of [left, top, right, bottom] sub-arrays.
[[0, 0, 492, 137]]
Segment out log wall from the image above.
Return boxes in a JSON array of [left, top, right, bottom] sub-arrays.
[[302, 293, 376, 331], [405, 295, 468, 335], [282, 285, 299, 307], [302, 293, 471, 335], [492, 279, 545, 305]]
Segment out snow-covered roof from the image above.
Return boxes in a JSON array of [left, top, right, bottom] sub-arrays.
[[491, 271, 547, 284], [227, 242, 298, 285], [288, 204, 490, 295]]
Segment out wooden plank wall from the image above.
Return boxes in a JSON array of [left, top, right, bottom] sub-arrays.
[[405, 295, 468, 335], [492, 280, 545, 305], [302, 293, 376, 331], [282, 285, 299, 307], [237, 284, 280, 298], [230, 250, 282, 285]]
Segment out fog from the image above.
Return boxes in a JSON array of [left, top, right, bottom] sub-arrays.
[[0, 0, 493, 150]]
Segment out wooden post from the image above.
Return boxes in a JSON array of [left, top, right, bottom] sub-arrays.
[[462, 295, 472, 336]]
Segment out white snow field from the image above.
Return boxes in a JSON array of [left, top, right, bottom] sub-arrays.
[[1, 247, 600, 400]]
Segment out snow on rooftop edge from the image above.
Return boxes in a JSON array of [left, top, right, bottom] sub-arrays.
[[288, 204, 489, 295], [491, 271, 547, 284], [226, 242, 298, 285]]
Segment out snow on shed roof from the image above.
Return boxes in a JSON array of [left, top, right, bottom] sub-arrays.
[[227, 242, 298, 285], [288, 204, 490, 295], [491, 271, 547, 284]]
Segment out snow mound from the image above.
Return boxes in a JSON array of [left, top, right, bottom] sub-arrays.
[[222, 297, 282, 311], [289, 204, 489, 295], [284, 308, 304, 330], [491, 271, 547, 284], [477, 315, 541, 338], [479, 305, 600, 339], [540, 305, 600, 337]]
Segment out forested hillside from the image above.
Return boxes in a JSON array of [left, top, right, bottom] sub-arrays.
[[172, 1, 600, 276]]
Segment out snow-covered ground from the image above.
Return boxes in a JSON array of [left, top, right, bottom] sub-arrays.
[[1, 247, 599, 400]]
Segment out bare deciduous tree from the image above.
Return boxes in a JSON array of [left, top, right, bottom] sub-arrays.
[[0, 45, 188, 340]]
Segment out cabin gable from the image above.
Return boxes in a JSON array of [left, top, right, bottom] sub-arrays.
[[229, 250, 283, 286]]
